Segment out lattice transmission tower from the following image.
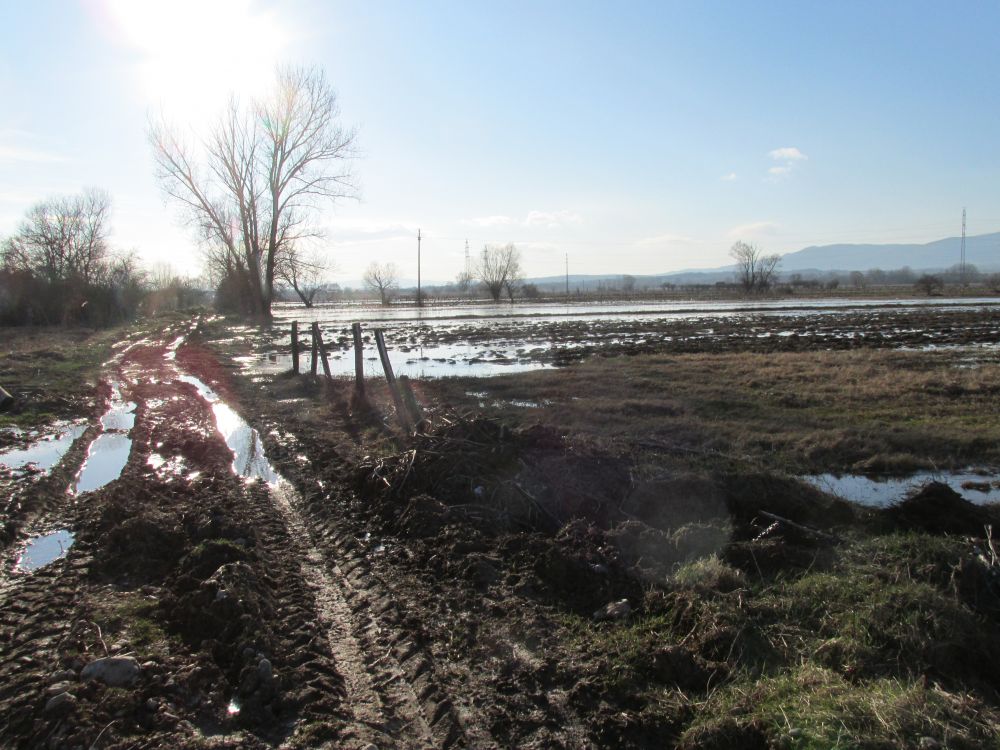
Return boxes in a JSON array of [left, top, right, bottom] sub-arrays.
[[960, 208, 967, 286]]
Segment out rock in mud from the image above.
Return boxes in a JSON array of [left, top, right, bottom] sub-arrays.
[[42, 691, 77, 717], [81, 655, 140, 686], [593, 599, 631, 621], [45, 681, 74, 696]]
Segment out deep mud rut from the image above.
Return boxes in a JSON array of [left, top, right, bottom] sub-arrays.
[[0, 321, 486, 749]]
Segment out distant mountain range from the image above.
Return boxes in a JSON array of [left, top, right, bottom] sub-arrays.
[[523, 231, 1000, 289]]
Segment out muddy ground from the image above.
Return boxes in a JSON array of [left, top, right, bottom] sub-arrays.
[[2, 311, 1000, 748], [246, 305, 1000, 372]]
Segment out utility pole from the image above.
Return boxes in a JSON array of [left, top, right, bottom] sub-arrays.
[[417, 228, 422, 306], [464, 239, 471, 277], [565, 253, 569, 296], [960, 208, 967, 286]]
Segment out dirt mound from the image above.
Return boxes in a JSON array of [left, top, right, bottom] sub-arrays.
[[721, 471, 858, 536], [883, 481, 991, 535], [358, 416, 632, 534], [608, 519, 731, 579], [622, 474, 728, 530]]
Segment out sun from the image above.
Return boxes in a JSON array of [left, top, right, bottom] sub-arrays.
[[97, 0, 293, 127]]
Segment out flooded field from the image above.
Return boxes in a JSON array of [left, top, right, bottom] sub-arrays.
[[235, 297, 1000, 379]]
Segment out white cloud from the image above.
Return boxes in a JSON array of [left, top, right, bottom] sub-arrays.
[[0, 145, 64, 164], [765, 146, 808, 180], [524, 209, 581, 228], [769, 147, 807, 162], [463, 215, 515, 228], [326, 217, 419, 244], [727, 221, 779, 239], [721, 172, 738, 181], [636, 233, 696, 248], [463, 210, 582, 229]]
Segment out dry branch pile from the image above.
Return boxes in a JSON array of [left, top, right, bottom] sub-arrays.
[[356, 414, 630, 534]]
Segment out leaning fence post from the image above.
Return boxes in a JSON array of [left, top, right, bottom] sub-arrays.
[[315, 324, 332, 379], [398, 375, 424, 427], [291, 321, 300, 374], [352, 322, 365, 396], [310, 322, 319, 376], [374, 329, 410, 431]]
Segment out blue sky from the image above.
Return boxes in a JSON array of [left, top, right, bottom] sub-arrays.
[[1, 1, 998, 284]]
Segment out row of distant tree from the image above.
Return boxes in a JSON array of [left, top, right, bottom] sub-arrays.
[[361, 243, 523, 305]]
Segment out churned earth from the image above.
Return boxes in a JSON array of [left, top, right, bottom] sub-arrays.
[[3, 312, 1000, 749]]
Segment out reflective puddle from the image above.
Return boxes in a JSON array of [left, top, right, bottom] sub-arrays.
[[804, 471, 1000, 507], [15, 529, 75, 572], [177, 374, 280, 484], [236, 341, 550, 379], [0, 422, 87, 474], [73, 385, 136, 495]]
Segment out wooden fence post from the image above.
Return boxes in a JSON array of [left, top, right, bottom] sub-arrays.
[[0, 384, 13, 412], [315, 325, 332, 379], [352, 322, 365, 396], [291, 321, 299, 374], [310, 322, 319, 376], [397, 375, 424, 427], [374, 329, 410, 431]]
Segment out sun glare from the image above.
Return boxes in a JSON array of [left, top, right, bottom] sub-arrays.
[[99, 0, 292, 126]]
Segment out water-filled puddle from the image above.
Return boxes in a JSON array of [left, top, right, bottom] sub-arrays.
[[74, 433, 132, 494], [177, 374, 280, 484], [73, 385, 136, 495], [15, 529, 74, 572], [237, 341, 550, 379], [0, 422, 87, 474], [804, 471, 1000, 507]]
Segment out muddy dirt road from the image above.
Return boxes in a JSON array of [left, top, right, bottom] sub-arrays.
[[0, 321, 481, 748], [6, 315, 1000, 749]]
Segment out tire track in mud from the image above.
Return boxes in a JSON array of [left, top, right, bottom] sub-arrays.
[[175, 330, 481, 748], [1, 322, 491, 748], [0, 553, 88, 746]]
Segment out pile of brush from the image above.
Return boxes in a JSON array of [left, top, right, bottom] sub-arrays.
[[356, 414, 566, 533]]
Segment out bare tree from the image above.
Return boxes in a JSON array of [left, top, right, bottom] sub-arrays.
[[278, 246, 330, 307], [455, 268, 474, 293], [914, 274, 944, 296], [149, 66, 357, 319], [475, 243, 522, 302], [363, 262, 398, 305], [1, 189, 112, 284], [730, 240, 780, 293]]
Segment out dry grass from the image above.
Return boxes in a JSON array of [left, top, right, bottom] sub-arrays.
[[427, 348, 1000, 474]]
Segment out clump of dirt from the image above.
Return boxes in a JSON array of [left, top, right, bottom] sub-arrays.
[[676, 718, 771, 750], [883, 481, 994, 535], [608, 519, 731, 579], [358, 415, 632, 534], [720, 471, 859, 534]]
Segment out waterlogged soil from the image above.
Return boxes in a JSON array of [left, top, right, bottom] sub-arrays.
[[4, 312, 1000, 748], [235, 304, 1000, 379], [210, 310, 1000, 748]]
